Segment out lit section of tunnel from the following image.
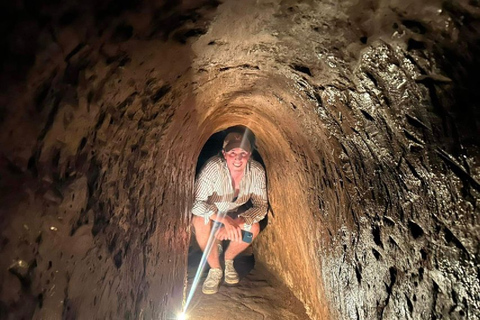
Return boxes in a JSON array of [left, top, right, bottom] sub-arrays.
[[192, 73, 335, 318], [1, 0, 479, 319]]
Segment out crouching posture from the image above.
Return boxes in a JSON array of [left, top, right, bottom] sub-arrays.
[[192, 130, 268, 294]]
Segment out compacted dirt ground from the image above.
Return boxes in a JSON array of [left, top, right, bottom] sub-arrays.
[[185, 244, 309, 320]]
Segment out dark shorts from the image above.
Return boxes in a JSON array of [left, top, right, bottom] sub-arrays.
[[226, 201, 251, 219]]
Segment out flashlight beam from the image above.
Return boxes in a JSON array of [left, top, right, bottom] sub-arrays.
[[183, 212, 226, 313], [176, 312, 187, 320]]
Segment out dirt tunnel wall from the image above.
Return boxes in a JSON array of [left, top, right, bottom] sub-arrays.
[[1, 0, 480, 319]]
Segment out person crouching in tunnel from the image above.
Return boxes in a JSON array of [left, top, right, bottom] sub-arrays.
[[191, 129, 268, 294]]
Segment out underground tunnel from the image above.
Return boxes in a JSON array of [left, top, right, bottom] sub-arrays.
[[0, 0, 479, 319]]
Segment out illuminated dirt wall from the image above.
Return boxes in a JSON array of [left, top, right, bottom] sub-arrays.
[[1, 0, 479, 319]]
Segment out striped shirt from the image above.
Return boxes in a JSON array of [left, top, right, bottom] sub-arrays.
[[192, 155, 268, 227]]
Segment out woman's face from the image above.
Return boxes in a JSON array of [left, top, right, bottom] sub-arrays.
[[222, 148, 251, 175]]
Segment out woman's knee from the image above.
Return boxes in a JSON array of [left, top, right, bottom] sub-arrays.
[[192, 215, 211, 232]]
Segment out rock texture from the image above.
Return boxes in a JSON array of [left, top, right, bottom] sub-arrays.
[[1, 0, 479, 319]]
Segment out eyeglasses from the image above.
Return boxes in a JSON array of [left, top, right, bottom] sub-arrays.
[[225, 151, 250, 159]]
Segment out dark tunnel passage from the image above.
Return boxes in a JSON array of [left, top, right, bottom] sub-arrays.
[[1, 0, 479, 319]]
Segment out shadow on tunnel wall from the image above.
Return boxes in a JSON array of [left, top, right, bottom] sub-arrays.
[[0, 0, 220, 318]]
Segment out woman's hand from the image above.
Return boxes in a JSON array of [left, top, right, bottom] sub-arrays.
[[215, 216, 242, 242]]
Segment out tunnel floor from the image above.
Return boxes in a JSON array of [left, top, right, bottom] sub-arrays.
[[185, 244, 309, 319]]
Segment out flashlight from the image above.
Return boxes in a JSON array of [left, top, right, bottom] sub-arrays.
[[177, 312, 187, 320]]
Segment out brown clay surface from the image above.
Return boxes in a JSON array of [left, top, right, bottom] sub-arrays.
[[185, 248, 309, 320]]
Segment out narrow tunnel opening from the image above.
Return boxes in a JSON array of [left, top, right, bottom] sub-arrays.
[[187, 125, 272, 307], [183, 101, 327, 318], [183, 91, 335, 317]]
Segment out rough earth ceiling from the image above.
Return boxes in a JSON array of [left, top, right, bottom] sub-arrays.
[[0, 0, 479, 319]]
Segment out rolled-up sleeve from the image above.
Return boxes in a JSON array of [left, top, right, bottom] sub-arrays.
[[192, 164, 218, 224], [239, 167, 268, 225]]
